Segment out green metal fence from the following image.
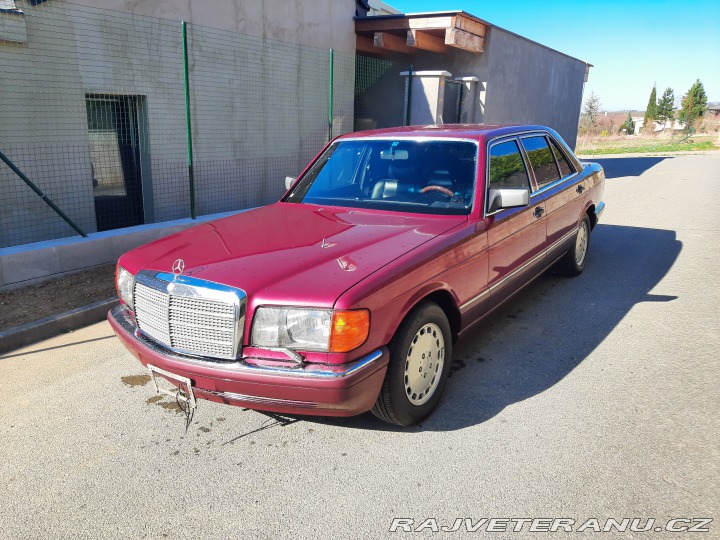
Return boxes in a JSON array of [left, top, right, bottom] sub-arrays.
[[0, 2, 410, 249]]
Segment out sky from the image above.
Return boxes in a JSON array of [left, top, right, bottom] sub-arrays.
[[388, 0, 720, 112]]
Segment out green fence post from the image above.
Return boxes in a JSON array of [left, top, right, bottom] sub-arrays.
[[405, 63, 413, 126], [182, 21, 196, 219], [0, 149, 87, 238], [328, 48, 334, 140]]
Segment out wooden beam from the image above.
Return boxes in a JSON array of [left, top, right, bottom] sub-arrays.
[[356, 16, 454, 33], [356, 35, 379, 55], [356, 13, 487, 38], [452, 15, 487, 38], [407, 30, 448, 53], [445, 28, 484, 53], [373, 31, 414, 54]]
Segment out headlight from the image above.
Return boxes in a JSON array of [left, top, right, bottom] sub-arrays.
[[251, 307, 369, 353], [252, 308, 331, 351], [116, 265, 135, 311]]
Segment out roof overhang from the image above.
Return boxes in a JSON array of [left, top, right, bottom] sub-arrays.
[[355, 11, 487, 56]]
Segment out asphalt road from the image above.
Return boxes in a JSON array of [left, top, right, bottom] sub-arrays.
[[1, 154, 718, 539]]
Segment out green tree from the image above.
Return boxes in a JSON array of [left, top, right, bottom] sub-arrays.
[[678, 79, 707, 132], [656, 87, 675, 124], [620, 112, 635, 135], [579, 91, 601, 135], [644, 84, 658, 126]]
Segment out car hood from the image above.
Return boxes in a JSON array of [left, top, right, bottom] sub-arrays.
[[120, 203, 466, 307]]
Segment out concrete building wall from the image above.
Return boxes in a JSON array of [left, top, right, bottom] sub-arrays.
[[390, 25, 587, 148], [0, 5, 97, 246], [481, 27, 586, 147], [64, 0, 357, 54], [0, 0, 356, 248]]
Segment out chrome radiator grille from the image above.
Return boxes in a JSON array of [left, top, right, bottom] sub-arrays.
[[133, 271, 246, 360]]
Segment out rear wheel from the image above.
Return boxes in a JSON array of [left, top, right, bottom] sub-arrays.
[[556, 214, 591, 276], [371, 302, 452, 426]]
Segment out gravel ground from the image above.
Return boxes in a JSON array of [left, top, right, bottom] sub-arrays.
[[0, 264, 116, 331]]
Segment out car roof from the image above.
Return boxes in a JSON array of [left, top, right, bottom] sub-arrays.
[[336, 124, 555, 142]]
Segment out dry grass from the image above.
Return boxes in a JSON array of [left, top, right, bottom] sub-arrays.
[[576, 132, 719, 155], [577, 113, 720, 155]]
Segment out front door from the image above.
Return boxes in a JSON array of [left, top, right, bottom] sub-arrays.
[[484, 138, 547, 307]]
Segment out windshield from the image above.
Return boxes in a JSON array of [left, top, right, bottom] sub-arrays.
[[284, 139, 477, 215]]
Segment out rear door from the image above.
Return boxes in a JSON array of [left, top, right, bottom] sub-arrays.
[[519, 133, 584, 262]]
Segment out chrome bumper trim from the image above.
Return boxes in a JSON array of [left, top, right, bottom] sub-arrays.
[[110, 305, 384, 380], [203, 389, 318, 409]]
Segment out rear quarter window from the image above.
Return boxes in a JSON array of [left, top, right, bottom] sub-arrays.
[[521, 136, 561, 189], [548, 138, 575, 178]]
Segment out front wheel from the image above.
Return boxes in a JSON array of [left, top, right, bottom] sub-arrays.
[[556, 214, 591, 276], [371, 302, 452, 426]]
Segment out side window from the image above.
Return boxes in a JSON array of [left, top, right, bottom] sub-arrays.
[[488, 140, 531, 190], [548, 138, 575, 178], [521, 136, 561, 189]]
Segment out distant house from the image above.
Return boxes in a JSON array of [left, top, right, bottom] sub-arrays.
[[365, 0, 401, 16], [635, 117, 684, 135], [707, 102, 720, 117]]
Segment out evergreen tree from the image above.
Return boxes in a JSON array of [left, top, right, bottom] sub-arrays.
[[679, 79, 708, 131], [644, 84, 658, 126], [656, 87, 675, 124], [620, 112, 635, 135]]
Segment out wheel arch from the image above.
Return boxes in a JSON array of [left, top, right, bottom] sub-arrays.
[[391, 287, 462, 345], [585, 203, 598, 230], [423, 289, 462, 343]]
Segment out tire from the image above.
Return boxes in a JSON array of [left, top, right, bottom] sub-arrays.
[[371, 302, 452, 426], [556, 213, 591, 276]]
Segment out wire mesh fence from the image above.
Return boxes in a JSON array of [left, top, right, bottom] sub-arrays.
[[0, 1, 410, 249], [187, 25, 332, 217], [354, 55, 409, 131]]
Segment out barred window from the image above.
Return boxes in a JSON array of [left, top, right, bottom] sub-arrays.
[[0, 1, 19, 12]]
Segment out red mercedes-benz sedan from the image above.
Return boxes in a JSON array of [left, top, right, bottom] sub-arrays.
[[109, 124, 605, 426]]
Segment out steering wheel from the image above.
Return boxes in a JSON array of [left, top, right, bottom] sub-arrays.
[[420, 185, 454, 198]]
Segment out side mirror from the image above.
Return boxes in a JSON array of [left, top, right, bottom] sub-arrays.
[[284, 176, 296, 190], [487, 188, 529, 213]]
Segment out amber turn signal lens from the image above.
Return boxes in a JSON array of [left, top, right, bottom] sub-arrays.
[[329, 309, 370, 353]]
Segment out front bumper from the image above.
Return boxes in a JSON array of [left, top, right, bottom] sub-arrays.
[[595, 200, 606, 221], [108, 305, 389, 417]]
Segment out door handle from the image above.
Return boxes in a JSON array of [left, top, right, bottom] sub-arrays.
[[576, 184, 585, 194], [533, 206, 545, 218]]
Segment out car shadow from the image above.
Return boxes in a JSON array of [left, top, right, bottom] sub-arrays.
[[592, 157, 670, 179], [295, 223, 681, 433]]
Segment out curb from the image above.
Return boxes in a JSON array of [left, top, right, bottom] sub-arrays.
[[577, 150, 719, 159], [0, 297, 119, 355]]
